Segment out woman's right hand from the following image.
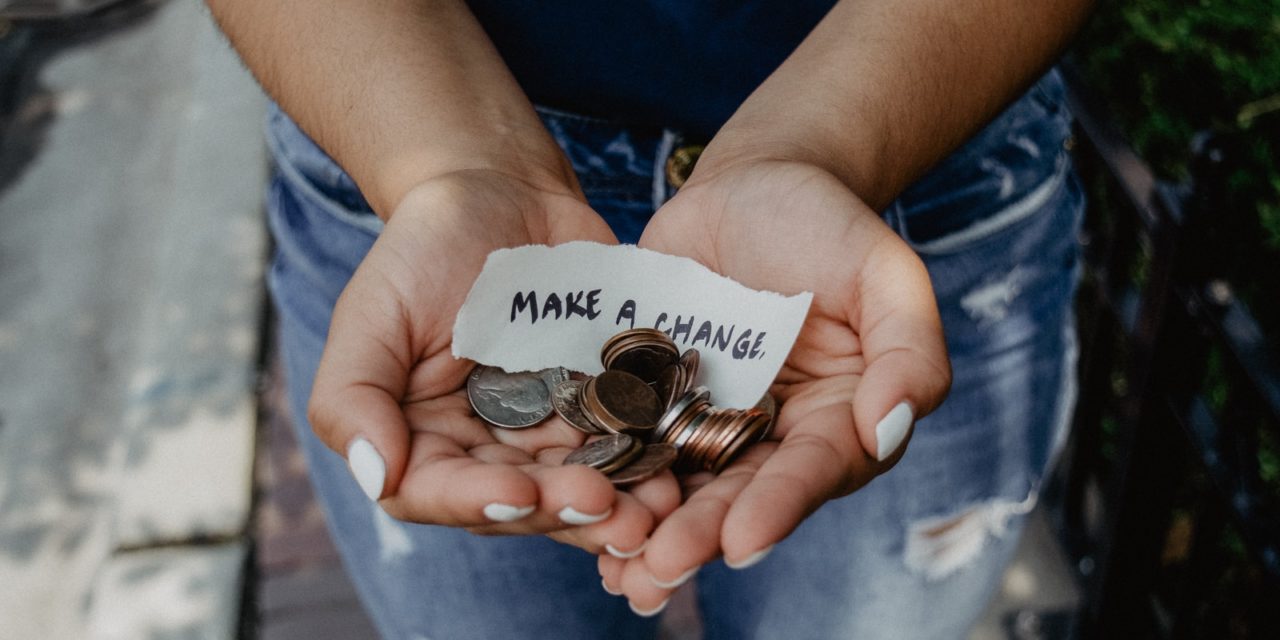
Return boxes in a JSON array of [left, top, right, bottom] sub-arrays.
[[306, 170, 681, 556]]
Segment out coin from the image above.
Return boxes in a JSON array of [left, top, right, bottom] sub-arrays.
[[551, 380, 605, 435], [608, 345, 678, 384], [541, 366, 570, 391], [563, 433, 642, 473], [601, 328, 676, 366], [588, 370, 663, 435], [653, 363, 685, 412], [467, 365, 554, 429], [677, 348, 700, 393], [754, 392, 779, 439], [710, 411, 772, 473], [469, 331, 784, 481], [609, 443, 678, 486], [577, 376, 616, 434], [670, 410, 710, 451], [654, 387, 710, 442]]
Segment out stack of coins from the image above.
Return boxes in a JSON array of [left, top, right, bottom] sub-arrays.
[[657, 397, 773, 474], [466, 328, 777, 485]]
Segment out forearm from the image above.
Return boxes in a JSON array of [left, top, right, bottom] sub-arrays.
[[206, 0, 575, 218], [695, 0, 1095, 210]]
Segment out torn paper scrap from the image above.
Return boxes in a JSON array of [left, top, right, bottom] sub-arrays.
[[452, 242, 813, 409]]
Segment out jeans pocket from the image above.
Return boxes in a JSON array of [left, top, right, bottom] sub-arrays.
[[265, 105, 384, 236], [898, 152, 1074, 256], [894, 70, 1074, 248]]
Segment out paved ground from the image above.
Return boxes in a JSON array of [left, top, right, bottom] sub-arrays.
[[0, 1, 1080, 637], [0, 1, 265, 637]]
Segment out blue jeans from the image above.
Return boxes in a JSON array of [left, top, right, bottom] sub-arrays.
[[265, 70, 1083, 639]]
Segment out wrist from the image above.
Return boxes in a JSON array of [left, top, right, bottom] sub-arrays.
[[689, 116, 896, 211], [371, 126, 582, 222]]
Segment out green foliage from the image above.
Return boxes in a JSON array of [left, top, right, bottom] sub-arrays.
[[1072, 0, 1280, 329]]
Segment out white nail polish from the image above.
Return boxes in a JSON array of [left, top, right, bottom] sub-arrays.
[[629, 597, 670, 618], [875, 402, 914, 461], [605, 541, 647, 559], [347, 438, 385, 501], [602, 578, 622, 596], [559, 506, 611, 525], [650, 566, 698, 589], [483, 503, 535, 523], [726, 544, 774, 570]]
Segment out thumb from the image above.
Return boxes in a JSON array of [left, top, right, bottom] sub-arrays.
[[307, 268, 421, 502], [849, 242, 951, 462]]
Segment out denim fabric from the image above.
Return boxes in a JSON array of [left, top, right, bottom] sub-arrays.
[[264, 69, 1083, 639]]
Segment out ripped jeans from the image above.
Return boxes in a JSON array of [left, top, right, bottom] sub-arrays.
[[264, 69, 1084, 639]]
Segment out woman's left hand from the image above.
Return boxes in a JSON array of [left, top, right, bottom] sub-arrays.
[[598, 159, 952, 613]]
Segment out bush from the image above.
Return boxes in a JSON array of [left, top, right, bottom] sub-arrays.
[[1072, 0, 1280, 329]]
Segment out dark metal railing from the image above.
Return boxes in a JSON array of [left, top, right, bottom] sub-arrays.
[[1050, 63, 1280, 637]]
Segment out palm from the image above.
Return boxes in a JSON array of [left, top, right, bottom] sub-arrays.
[[310, 172, 678, 545], [601, 161, 949, 599]]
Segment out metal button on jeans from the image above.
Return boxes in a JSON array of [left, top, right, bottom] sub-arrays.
[[664, 144, 704, 189]]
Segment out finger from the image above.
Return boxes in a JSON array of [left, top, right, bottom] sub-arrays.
[[308, 269, 420, 501], [637, 444, 773, 585], [718, 402, 873, 563], [623, 470, 682, 524], [598, 555, 626, 596], [850, 240, 951, 461], [489, 413, 589, 453], [545, 492, 653, 557], [616, 554, 679, 617], [530, 441, 681, 526], [390, 450, 617, 533]]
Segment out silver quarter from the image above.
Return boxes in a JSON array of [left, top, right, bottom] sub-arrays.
[[467, 365, 554, 429]]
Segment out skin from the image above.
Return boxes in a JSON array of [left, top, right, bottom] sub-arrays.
[[208, 0, 1095, 614]]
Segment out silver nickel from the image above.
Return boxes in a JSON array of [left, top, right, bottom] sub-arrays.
[[467, 365, 554, 429], [563, 434, 639, 471]]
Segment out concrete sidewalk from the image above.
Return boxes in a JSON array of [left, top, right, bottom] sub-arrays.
[[0, 0, 266, 636]]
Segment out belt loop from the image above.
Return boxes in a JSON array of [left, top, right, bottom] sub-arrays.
[[653, 129, 680, 210]]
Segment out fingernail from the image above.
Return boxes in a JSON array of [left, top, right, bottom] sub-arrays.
[[605, 540, 647, 559], [483, 503, 535, 523], [347, 438, 386, 501], [602, 578, 622, 596], [726, 544, 774, 570], [875, 402, 914, 461], [650, 566, 698, 589], [629, 597, 670, 618], [559, 505, 612, 525]]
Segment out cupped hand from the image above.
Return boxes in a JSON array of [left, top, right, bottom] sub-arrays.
[[306, 170, 681, 553], [602, 160, 952, 610]]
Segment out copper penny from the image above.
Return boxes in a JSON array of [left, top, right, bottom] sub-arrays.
[[677, 348, 700, 393], [551, 380, 605, 435], [653, 363, 685, 413], [609, 443, 678, 486], [591, 370, 663, 434], [608, 345, 678, 385], [654, 387, 710, 442]]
